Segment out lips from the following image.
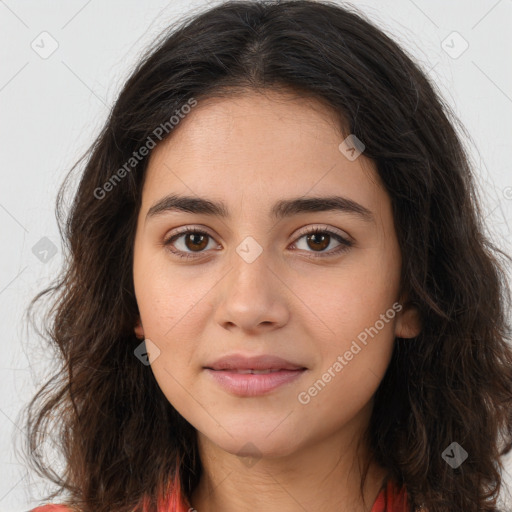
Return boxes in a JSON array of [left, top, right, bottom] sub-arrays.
[[203, 353, 308, 396], [204, 353, 307, 372]]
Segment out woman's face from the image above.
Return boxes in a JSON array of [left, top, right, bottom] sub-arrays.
[[132, 90, 420, 459]]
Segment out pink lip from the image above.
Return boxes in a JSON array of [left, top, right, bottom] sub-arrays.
[[203, 353, 308, 397], [204, 368, 307, 396]]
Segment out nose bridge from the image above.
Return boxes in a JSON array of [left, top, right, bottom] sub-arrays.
[[213, 233, 288, 329], [230, 233, 273, 291]]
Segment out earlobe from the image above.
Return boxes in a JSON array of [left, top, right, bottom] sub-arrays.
[[395, 303, 422, 339], [134, 317, 145, 340]]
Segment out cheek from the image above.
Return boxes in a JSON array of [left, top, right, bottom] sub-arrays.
[[134, 251, 210, 338], [133, 263, 204, 397], [134, 265, 224, 385], [297, 316, 396, 430], [290, 248, 400, 341], [339, 244, 401, 326], [291, 251, 399, 401]]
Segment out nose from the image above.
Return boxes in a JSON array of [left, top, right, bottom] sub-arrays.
[[213, 243, 290, 333]]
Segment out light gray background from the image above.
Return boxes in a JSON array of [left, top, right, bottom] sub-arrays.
[[1, 1, 511, 511]]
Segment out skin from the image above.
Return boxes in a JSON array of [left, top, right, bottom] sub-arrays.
[[132, 89, 421, 512]]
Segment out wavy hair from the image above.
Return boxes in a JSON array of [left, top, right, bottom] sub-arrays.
[[20, 1, 512, 511]]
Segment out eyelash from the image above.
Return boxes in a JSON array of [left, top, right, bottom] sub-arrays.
[[162, 226, 353, 260]]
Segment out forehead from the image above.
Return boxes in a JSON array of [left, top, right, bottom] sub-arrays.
[[153, 90, 346, 160], [141, 90, 386, 224]]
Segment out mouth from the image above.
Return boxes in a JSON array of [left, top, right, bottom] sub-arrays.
[[203, 353, 308, 396]]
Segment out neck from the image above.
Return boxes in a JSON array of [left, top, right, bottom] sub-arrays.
[[189, 409, 388, 512]]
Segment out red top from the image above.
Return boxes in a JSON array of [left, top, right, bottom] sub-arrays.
[[30, 477, 409, 512]]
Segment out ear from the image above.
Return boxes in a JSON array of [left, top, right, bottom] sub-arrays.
[[134, 317, 145, 340], [394, 299, 422, 339]]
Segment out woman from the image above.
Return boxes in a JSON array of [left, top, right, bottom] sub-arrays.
[[24, 1, 512, 511]]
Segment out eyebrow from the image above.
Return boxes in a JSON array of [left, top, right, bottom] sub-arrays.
[[145, 193, 375, 224]]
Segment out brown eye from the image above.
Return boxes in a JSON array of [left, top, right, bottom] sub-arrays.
[[163, 228, 217, 259], [305, 232, 330, 251], [183, 232, 209, 251], [292, 227, 353, 258]]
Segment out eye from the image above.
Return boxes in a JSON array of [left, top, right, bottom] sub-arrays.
[[163, 227, 219, 260], [291, 226, 353, 258], [163, 225, 353, 260]]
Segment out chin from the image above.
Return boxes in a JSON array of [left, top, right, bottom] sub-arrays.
[[204, 427, 303, 460]]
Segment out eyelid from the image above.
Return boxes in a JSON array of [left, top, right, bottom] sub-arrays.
[[294, 223, 352, 242], [161, 225, 220, 256]]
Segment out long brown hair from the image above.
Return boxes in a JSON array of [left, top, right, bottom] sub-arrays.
[[20, 1, 512, 511]]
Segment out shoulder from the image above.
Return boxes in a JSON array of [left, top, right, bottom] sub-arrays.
[[30, 505, 76, 512], [371, 477, 409, 512]]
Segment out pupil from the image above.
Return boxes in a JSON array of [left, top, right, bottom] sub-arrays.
[[308, 233, 329, 251], [187, 233, 207, 251]]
